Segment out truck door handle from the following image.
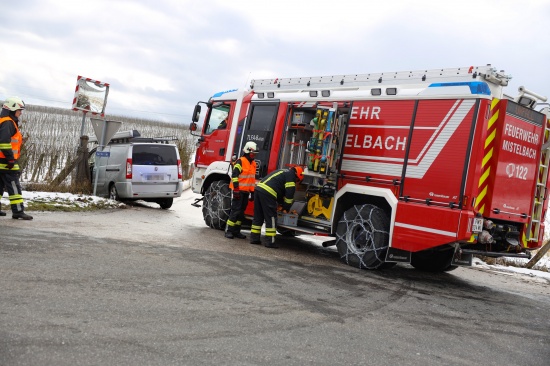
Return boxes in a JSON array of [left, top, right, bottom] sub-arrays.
[[219, 148, 225, 156]]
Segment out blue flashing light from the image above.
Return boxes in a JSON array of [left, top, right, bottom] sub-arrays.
[[428, 81, 491, 95], [212, 88, 238, 98]]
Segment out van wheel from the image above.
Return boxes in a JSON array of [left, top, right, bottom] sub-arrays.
[[202, 180, 231, 230], [109, 184, 119, 201], [411, 249, 456, 272], [157, 198, 173, 209], [335, 204, 390, 269]]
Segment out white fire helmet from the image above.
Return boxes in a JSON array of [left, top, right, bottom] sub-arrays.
[[243, 141, 258, 154], [2, 96, 25, 111]]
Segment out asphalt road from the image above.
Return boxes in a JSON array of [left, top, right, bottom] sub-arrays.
[[1, 190, 549, 365]]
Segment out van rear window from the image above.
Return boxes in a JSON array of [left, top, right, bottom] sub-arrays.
[[132, 145, 177, 165]]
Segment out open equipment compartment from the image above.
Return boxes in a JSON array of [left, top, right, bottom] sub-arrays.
[[278, 102, 350, 232]]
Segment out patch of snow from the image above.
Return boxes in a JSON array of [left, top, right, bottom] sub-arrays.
[[472, 257, 550, 280]]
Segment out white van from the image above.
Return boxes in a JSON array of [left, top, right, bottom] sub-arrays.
[[90, 130, 184, 209]]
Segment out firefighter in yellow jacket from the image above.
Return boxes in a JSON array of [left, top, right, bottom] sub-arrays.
[[225, 141, 258, 239], [0, 97, 32, 220], [250, 166, 304, 248]]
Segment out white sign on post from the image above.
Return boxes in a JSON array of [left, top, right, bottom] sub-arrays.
[[90, 118, 122, 147]]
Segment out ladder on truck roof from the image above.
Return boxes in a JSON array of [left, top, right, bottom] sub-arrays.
[[250, 64, 511, 92], [527, 113, 550, 242]]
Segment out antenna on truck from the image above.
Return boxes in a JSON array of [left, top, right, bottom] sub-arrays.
[[244, 71, 252, 88]]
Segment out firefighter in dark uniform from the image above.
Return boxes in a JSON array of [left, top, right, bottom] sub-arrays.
[[250, 166, 304, 248], [0, 179, 5, 216], [225, 141, 258, 239], [0, 97, 33, 220]]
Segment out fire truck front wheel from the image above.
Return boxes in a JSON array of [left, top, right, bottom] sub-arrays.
[[335, 204, 390, 270], [202, 180, 231, 230]]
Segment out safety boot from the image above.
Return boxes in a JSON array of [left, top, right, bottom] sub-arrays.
[[234, 232, 247, 239], [224, 231, 234, 239], [12, 212, 33, 220], [264, 239, 279, 249], [250, 233, 261, 245], [0, 210, 6, 217], [264, 242, 279, 249]]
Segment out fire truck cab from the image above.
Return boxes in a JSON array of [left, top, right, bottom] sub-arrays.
[[190, 65, 550, 272]]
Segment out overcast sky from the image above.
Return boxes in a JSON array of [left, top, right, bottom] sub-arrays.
[[1, 0, 549, 123]]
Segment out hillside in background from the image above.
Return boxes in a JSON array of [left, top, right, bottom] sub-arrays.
[[17, 105, 196, 184]]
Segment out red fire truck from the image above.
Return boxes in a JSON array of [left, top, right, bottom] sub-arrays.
[[190, 65, 550, 272]]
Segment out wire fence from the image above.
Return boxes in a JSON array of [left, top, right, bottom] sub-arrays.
[[18, 105, 195, 184]]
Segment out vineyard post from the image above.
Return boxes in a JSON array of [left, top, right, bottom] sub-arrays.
[[76, 135, 90, 185], [75, 111, 90, 186], [80, 112, 87, 137]]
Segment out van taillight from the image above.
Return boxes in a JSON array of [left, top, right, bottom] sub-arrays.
[[126, 158, 132, 179], [177, 159, 182, 179]]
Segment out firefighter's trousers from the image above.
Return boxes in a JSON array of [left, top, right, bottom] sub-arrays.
[[226, 191, 250, 234], [250, 189, 277, 244], [0, 171, 25, 213]]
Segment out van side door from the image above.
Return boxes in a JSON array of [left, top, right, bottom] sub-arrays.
[[105, 145, 128, 189], [94, 145, 112, 194]]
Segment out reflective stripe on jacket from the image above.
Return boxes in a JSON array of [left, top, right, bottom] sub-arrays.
[[0, 116, 22, 171], [229, 156, 257, 192], [255, 169, 296, 210]]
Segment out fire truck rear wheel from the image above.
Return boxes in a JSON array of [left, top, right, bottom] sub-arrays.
[[202, 180, 231, 230], [335, 204, 390, 270], [410, 249, 456, 272]]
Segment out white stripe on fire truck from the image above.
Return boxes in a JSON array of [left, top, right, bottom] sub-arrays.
[[394, 222, 456, 237], [341, 99, 475, 178]]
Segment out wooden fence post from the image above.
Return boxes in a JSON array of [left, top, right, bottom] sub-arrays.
[[526, 240, 550, 269], [74, 135, 91, 186]]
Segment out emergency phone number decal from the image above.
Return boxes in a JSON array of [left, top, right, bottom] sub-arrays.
[[505, 163, 528, 180]]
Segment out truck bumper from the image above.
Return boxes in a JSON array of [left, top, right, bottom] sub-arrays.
[[116, 182, 184, 199]]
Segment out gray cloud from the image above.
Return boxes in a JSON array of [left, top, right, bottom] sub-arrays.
[[1, 0, 549, 124]]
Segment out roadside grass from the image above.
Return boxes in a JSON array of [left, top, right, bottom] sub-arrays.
[[2, 183, 126, 212], [12, 181, 125, 212], [24, 196, 125, 212]]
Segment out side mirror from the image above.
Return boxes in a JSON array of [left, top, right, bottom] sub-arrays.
[[190, 122, 198, 132], [192, 104, 201, 123]]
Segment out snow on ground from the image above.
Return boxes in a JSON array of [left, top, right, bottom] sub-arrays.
[[1, 180, 549, 279], [1, 190, 124, 209], [472, 257, 550, 280]]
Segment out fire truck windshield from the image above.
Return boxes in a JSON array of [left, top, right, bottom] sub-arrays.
[[205, 104, 231, 134]]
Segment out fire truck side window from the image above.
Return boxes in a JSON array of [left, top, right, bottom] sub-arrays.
[[244, 103, 279, 177], [204, 104, 231, 135], [248, 104, 278, 131]]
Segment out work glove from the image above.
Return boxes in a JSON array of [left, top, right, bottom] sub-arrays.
[[249, 192, 254, 202], [233, 190, 241, 200], [6, 160, 15, 169]]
